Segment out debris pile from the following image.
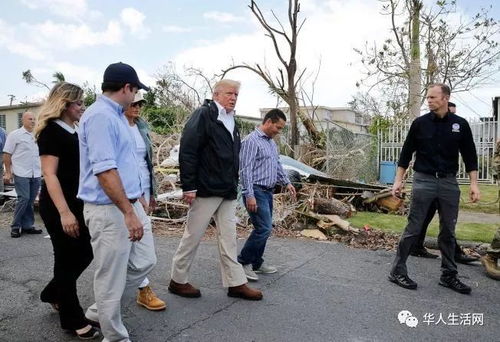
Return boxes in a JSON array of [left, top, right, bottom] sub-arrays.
[[150, 137, 404, 250]]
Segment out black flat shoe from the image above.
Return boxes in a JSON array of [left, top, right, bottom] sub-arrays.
[[388, 273, 417, 289], [23, 228, 43, 234], [439, 276, 471, 294], [76, 327, 100, 340], [455, 253, 479, 264], [11, 229, 21, 238], [410, 248, 438, 259]]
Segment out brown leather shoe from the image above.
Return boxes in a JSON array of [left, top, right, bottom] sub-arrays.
[[168, 280, 201, 298], [227, 284, 263, 300]]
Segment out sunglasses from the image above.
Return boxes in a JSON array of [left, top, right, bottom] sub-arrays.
[[131, 102, 144, 108]]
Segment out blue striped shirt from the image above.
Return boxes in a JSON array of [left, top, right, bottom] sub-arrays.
[[240, 127, 290, 198]]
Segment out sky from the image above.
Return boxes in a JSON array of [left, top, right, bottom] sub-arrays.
[[0, 0, 499, 120]]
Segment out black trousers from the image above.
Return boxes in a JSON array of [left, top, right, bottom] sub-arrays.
[[391, 172, 460, 277], [412, 199, 463, 256], [39, 197, 93, 330]]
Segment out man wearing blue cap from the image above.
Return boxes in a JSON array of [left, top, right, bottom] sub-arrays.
[[78, 62, 157, 342]]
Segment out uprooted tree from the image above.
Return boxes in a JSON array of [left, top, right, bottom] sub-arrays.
[[353, 0, 500, 119], [221, 0, 324, 151]]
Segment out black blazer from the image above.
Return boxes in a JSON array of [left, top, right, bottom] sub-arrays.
[[179, 99, 241, 199]]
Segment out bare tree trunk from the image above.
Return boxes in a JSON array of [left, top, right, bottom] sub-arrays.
[[408, 0, 423, 119], [220, 0, 325, 152]]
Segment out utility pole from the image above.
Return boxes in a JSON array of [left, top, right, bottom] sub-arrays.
[[7, 95, 15, 106]]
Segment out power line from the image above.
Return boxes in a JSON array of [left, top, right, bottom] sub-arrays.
[[453, 93, 488, 118]]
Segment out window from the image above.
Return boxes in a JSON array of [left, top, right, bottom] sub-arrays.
[[18, 113, 23, 128], [0, 115, 5, 129]]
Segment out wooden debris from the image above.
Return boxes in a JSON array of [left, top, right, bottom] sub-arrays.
[[300, 229, 328, 240], [312, 197, 352, 217]]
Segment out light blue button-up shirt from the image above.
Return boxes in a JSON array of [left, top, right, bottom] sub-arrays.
[[77, 95, 143, 204]]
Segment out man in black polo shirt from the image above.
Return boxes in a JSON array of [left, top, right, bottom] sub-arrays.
[[410, 102, 479, 264], [389, 83, 480, 294]]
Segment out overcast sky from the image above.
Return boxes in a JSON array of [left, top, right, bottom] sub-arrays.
[[0, 0, 499, 120]]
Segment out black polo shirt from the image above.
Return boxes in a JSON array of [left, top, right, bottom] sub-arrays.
[[398, 112, 478, 175]]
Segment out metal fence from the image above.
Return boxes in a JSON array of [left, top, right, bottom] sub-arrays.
[[324, 123, 378, 183], [276, 122, 379, 183], [378, 119, 498, 183]]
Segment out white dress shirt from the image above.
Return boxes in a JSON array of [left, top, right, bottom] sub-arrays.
[[3, 127, 41, 178], [214, 101, 235, 138]]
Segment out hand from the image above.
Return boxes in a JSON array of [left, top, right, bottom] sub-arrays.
[[246, 197, 258, 212], [3, 172, 12, 184], [469, 184, 480, 203], [286, 183, 297, 200], [391, 180, 404, 198], [183, 191, 196, 205], [124, 211, 144, 241], [149, 197, 157, 214], [60, 211, 79, 238]]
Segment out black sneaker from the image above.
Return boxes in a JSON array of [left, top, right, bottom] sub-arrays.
[[388, 272, 417, 289], [439, 276, 471, 294], [23, 228, 42, 234], [11, 229, 21, 238], [455, 253, 479, 264], [410, 248, 438, 259], [76, 327, 100, 340]]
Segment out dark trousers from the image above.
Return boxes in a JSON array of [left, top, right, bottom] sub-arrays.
[[412, 199, 463, 256], [238, 186, 274, 270], [392, 172, 460, 277], [39, 197, 93, 330]]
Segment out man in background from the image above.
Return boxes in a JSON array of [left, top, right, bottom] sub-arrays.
[[3, 112, 42, 238]]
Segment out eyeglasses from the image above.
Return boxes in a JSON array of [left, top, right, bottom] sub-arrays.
[[131, 102, 144, 108]]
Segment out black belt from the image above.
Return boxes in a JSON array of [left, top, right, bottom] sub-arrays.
[[430, 172, 456, 178], [129, 198, 138, 203], [254, 185, 274, 192]]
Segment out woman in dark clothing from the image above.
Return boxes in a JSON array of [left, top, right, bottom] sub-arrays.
[[35, 82, 99, 339]]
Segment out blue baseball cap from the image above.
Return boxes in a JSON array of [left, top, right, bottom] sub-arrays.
[[103, 62, 150, 91]]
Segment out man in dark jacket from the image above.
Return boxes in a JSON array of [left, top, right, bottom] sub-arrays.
[[410, 102, 479, 264], [389, 83, 480, 295], [168, 79, 263, 301]]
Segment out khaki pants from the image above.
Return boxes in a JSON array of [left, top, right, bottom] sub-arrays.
[[84, 201, 156, 342], [171, 197, 247, 288]]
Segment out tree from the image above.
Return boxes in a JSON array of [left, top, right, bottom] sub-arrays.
[[22, 70, 50, 90], [22, 70, 67, 90], [354, 0, 500, 119], [222, 0, 324, 150], [153, 63, 215, 112], [52, 72, 65, 83]]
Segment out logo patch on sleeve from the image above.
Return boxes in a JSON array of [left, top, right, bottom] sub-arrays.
[[452, 123, 460, 133]]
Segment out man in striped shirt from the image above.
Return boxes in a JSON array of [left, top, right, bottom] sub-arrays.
[[238, 109, 296, 281]]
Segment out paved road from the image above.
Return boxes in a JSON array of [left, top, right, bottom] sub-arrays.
[[0, 225, 498, 342]]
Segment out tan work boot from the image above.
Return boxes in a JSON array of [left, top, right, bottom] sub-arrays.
[[137, 286, 166, 311], [481, 254, 500, 280]]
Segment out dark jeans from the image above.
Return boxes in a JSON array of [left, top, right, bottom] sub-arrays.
[[412, 199, 463, 256], [238, 186, 274, 270], [39, 197, 93, 330], [11, 175, 40, 231], [392, 172, 460, 277]]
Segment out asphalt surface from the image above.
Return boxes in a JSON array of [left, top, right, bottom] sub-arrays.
[[0, 222, 498, 342]]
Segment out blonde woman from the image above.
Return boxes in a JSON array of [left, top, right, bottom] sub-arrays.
[[35, 82, 99, 339]]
